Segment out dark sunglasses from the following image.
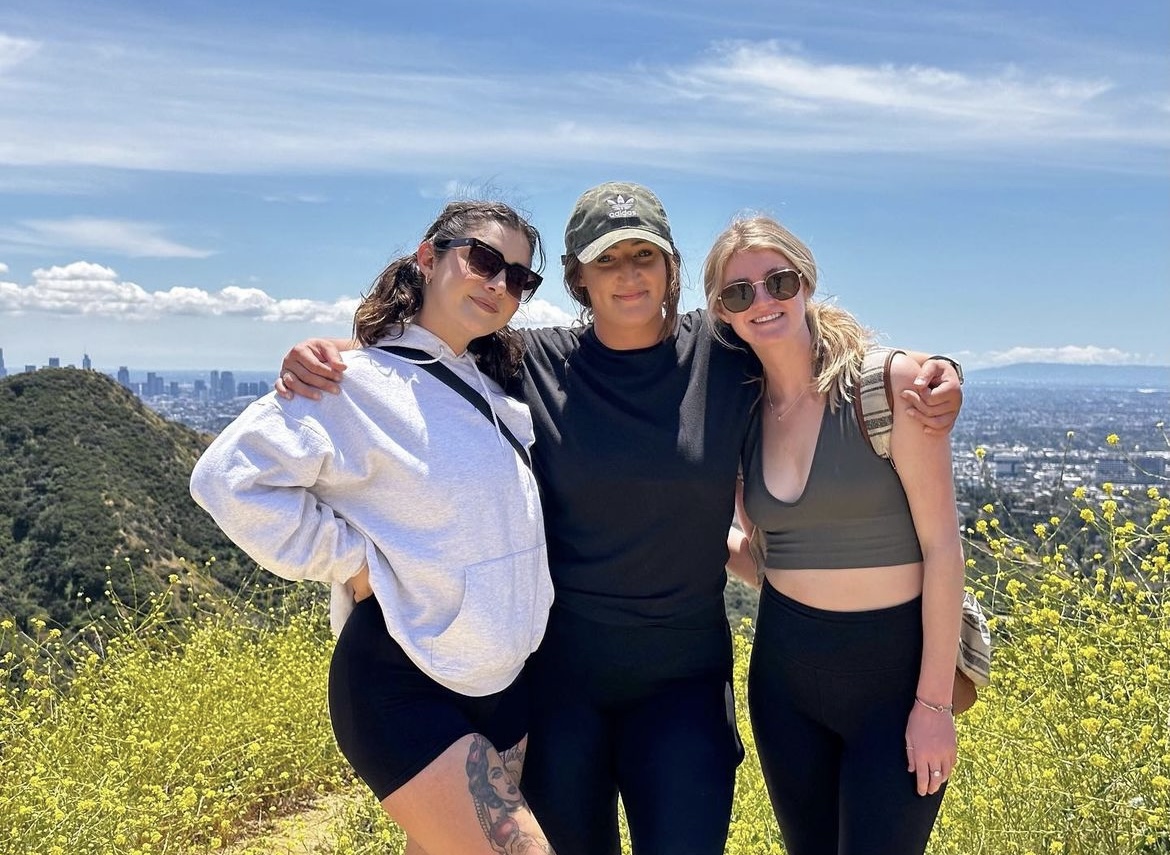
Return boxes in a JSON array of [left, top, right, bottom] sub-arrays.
[[717, 269, 803, 313], [433, 237, 542, 303]]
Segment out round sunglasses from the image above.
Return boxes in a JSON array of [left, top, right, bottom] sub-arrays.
[[433, 237, 542, 303], [717, 269, 804, 313]]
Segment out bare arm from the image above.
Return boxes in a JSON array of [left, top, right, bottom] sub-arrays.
[[726, 478, 763, 590], [899, 351, 963, 436], [275, 337, 356, 399], [887, 352, 965, 797]]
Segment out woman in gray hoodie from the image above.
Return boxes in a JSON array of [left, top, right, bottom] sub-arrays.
[[191, 201, 557, 855]]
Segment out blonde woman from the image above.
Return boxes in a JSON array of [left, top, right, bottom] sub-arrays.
[[708, 215, 964, 855]]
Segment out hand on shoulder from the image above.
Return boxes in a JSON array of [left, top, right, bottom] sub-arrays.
[[894, 352, 962, 435]]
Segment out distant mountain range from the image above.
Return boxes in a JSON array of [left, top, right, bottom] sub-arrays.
[[969, 363, 1169, 388], [93, 362, 1168, 389]]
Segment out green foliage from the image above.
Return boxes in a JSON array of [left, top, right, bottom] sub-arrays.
[[928, 482, 1170, 854], [0, 442, 1166, 852], [0, 578, 347, 855], [0, 369, 254, 630], [724, 575, 758, 627]]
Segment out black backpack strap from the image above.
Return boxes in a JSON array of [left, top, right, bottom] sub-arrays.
[[376, 346, 531, 469]]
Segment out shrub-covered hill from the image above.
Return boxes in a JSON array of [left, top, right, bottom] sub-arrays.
[[0, 368, 255, 629]]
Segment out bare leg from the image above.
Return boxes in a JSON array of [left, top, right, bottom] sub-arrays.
[[381, 733, 553, 854]]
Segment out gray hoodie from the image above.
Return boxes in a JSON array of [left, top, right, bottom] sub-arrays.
[[190, 324, 553, 696]]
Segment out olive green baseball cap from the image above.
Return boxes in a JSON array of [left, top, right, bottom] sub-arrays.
[[562, 182, 677, 264]]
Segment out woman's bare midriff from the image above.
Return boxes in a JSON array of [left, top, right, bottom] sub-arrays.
[[764, 562, 924, 611]]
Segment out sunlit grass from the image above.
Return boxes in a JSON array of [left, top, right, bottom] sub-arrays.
[[2, 469, 1167, 853], [0, 573, 349, 855]]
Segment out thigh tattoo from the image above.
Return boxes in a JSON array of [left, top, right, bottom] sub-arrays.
[[465, 735, 551, 854]]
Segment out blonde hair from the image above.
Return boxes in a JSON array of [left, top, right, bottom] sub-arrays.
[[701, 215, 872, 409]]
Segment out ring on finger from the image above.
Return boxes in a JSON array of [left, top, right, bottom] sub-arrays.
[[931, 769, 942, 778]]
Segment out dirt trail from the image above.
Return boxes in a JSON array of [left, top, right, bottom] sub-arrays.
[[222, 792, 355, 855]]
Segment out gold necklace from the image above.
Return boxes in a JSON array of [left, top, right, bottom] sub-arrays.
[[767, 384, 810, 422]]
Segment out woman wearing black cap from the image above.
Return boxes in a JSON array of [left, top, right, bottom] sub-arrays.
[[276, 183, 963, 855]]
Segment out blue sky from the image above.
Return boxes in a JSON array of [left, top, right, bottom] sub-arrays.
[[1, 0, 1167, 372]]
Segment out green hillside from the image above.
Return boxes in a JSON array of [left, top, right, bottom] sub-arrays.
[[0, 368, 255, 629]]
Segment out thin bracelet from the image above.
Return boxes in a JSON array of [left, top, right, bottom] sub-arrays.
[[915, 695, 954, 714]]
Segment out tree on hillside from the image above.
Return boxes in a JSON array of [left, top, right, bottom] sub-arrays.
[[0, 369, 257, 629]]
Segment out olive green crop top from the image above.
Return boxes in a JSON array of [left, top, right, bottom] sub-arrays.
[[741, 402, 923, 570]]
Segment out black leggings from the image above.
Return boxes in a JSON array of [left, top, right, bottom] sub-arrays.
[[522, 603, 743, 855], [748, 584, 946, 855]]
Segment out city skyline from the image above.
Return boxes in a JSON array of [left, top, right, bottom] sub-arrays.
[[0, 346, 274, 380], [6, 345, 1167, 382], [1, 0, 1168, 370], [7, 345, 1165, 489]]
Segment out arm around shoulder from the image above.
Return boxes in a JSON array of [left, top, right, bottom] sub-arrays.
[[276, 337, 355, 399], [893, 349, 963, 435]]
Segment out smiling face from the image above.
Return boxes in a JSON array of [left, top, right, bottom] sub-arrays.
[[414, 220, 532, 353], [716, 249, 811, 354], [576, 238, 669, 349]]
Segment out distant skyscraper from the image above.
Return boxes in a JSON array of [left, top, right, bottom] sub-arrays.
[[48, 357, 60, 368], [210, 370, 220, 401], [116, 366, 130, 388], [82, 353, 92, 371], [0, 347, 6, 378], [220, 371, 235, 400]]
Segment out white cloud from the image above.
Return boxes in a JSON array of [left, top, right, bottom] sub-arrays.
[[0, 32, 1163, 177], [420, 179, 519, 201], [0, 261, 352, 322], [968, 345, 1155, 368], [0, 260, 576, 328], [676, 43, 1113, 130], [0, 218, 213, 259], [0, 262, 8, 274], [514, 300, 576, 328], [261, 193, 328, 204], [0, 262, 1149, 367], [0, 34, 38, 74]]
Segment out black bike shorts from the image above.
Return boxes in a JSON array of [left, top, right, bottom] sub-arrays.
[[328, 596, 529, 800]]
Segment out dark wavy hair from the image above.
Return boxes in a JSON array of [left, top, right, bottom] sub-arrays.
[[466, 737, 507, 810], [352, 201, 544, 385]]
